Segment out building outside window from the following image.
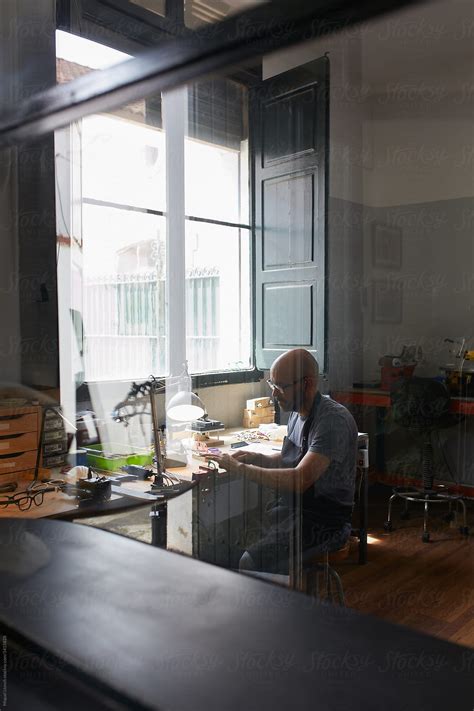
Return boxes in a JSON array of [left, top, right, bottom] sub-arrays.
[[56, 31, 251, 384]]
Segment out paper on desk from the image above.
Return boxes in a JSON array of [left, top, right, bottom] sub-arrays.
[[110, 485, 160, 500], [244, 442, 282, 454]]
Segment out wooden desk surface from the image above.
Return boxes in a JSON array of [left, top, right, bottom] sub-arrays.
[[0, 429, 284, 520]]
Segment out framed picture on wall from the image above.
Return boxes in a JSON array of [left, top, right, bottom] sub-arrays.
[[372, 222, 402, 268], [372, 279, 403, 323]]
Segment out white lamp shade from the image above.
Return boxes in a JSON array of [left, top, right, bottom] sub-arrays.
[[166, 391, 205, 422]]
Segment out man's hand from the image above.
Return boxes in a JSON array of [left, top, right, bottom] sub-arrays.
[[212, 452, 243, 474], [229, 449, 262, 465]]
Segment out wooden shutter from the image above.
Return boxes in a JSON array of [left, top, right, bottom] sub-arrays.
[[252, 57, 328, 371]]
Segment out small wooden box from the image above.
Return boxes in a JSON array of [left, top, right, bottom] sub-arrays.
[[243, 405, 275, 428], [246, 397, 271, 410]]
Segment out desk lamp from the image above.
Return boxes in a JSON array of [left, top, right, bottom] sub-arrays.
[[166, 391, 206, 423], [150, 386, 205, 475], [168, 391, 225, 448], [113, 365, 218, 487]]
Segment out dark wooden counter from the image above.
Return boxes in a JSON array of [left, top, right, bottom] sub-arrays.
[[0, 519, 472, 710]]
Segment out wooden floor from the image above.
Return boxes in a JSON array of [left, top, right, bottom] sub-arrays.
[[339, 484, 474, 647]]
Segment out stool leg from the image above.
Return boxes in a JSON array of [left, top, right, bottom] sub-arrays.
[[387, 493, 397, 523], [458, 498, 469, 535], [384, 493, 399, 532], [328, 567, 345, 606], [422, 498, 430, 542]]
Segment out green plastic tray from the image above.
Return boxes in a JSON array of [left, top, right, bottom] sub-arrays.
[[84, 444, 153, 472]]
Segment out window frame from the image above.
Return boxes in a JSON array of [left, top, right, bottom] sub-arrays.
[[5, 0, 424, 391], [57, 45, 260, 386]]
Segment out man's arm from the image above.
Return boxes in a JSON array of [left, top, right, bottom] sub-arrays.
[[230, 449, 282, 469], [214, 450, 330, 493]]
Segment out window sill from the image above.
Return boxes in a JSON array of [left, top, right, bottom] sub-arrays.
[[192, 368, 263, 389], [76, 368, 264, 402]]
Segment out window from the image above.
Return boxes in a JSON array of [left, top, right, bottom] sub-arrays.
[[56, 32, 252, 383], [184, 80, 251, 374]]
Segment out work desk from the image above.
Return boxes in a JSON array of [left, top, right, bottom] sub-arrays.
[[331, 388, 474, 495], [0, 428, 368, 573], [332, 388, 474, 415], [0, 428, 280, 520], [0, 518, 471, 711], [0, 468, 157, 520]]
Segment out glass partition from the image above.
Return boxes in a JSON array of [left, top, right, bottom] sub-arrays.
[[0, 0, 473, 645]]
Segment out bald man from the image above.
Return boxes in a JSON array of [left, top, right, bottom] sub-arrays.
[[214, 349, 358, 574]]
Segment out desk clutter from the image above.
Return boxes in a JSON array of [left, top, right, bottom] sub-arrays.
[[378, 344, 421, 391], [242, 396, 275, 428]]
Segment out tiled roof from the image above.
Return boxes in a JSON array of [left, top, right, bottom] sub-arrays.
[[56, 57, 92, 83], [56, 58, 146, 120]]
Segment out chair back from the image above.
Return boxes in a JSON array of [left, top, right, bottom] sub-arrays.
[[391, 377, 450, 430]]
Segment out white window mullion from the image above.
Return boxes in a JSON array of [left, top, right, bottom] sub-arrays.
[[163, 87, 187, 378]]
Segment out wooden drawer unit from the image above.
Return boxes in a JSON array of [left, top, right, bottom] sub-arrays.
[[0, 431, 38, 455], [0, 450, 38, 474], [0, 405, 40, 476], [0, 412, 37, 436]]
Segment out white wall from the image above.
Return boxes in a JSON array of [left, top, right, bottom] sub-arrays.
[[364, 100, 474, 208], [361, 93, 474, 380]]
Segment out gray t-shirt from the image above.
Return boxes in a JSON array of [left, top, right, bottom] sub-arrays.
[[286, 392, 358, 507]]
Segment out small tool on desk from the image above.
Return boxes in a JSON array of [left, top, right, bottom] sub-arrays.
[[77, 467, 112, 501], [110, 485, 162, 501], [191, 417, 225, 432], [120, 464, 153, 481]]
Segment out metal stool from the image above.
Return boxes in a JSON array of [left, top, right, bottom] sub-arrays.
[[302, 541, 350, 605], [383, 377, 468, 542], [384, 485, 468, 543]]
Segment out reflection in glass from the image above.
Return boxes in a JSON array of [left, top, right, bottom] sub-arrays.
[[184, 0, 268, 29], [9, 0, 465, 627]]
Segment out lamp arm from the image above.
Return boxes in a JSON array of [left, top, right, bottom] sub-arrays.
[[112, 364, 192, 424]]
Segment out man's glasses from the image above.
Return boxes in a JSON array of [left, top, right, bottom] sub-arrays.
[[266, 377, 305, 394], [0, 485, 56, 512]]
